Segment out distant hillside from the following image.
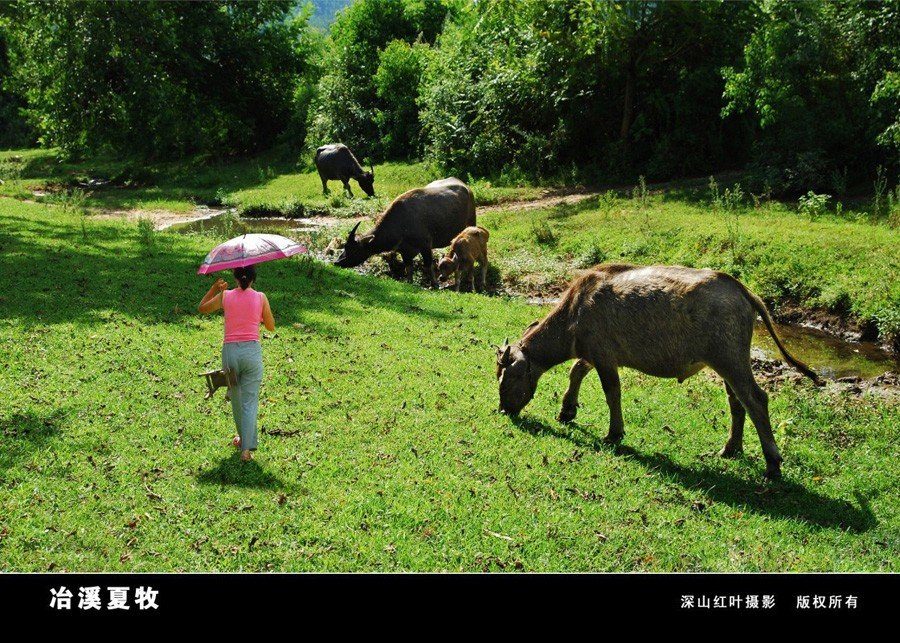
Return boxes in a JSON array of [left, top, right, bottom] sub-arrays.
[[304, 0, 353, 28]]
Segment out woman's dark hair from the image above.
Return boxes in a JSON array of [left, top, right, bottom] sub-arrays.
[[233, 265, 256, 290]]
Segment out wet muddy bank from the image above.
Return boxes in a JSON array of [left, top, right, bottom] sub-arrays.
[[750, 349, 898, 401]]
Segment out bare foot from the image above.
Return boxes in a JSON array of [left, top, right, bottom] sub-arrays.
[[232, 436, 241, 449], [240, 449, 253, 462]]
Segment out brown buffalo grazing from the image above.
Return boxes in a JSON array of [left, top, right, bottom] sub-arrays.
[[438, 226, 490, 292], [495, 263, 820, 479], [334, 177, 476, 286], [314, 143, 375, 197]]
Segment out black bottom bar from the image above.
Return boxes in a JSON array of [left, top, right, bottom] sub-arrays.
[[2, 573, 895, 623]]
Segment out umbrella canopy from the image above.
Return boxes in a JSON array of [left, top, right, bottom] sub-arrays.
[[197, 233, 307, 275]]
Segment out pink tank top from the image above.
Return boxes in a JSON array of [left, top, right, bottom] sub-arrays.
[[223, 288, 263, 343]]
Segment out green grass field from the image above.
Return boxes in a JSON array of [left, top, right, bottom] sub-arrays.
[[0, 148, 542, 218], [2, 195, 898, 571]]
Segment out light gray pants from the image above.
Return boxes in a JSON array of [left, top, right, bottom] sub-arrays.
[[222, 341, 263, 450]]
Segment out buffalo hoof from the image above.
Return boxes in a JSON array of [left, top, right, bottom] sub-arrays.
[[603, 431, 625, 444], [718, 444, 743, 459], [764, 466, 782, 481], [557, 406, 578, 423]]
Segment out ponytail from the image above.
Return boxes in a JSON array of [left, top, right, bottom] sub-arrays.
[[233, 265, 256, 290]]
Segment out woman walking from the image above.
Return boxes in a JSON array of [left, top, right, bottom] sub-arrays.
[[198, 265, 275, 462]]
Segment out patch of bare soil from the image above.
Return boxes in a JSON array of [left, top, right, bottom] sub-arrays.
[[88, 205, 231, 230], [479, 187, 597, 214]]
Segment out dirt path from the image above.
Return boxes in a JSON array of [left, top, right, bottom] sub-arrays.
[[479, 188, 598, 215]]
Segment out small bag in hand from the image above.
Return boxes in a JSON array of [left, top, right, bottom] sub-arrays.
[[201, 367, 237, 400]]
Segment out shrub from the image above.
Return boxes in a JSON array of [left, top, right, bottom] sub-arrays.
[[797, 191, 832, 219], [136, 217, 156, 254], [0, 157, 23, 182], [577, 241, 607, 268], [530, 219, 556, 246]]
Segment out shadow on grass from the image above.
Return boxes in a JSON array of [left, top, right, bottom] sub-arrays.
[[544, 196, 606, 220], [0, 211, 455, 328], [196, 453, 286, 490], [10, 148, 300, 210], [510, 415, 877, 533], [1, 408, 67, 474]]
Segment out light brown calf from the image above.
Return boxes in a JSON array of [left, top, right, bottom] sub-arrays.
[[438, 226, 489, 292]]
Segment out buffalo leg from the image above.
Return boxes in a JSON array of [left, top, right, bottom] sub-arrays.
[[558, 359, 592, 423], [401, 251, 416, 282], [718, 366, 782, 479], [421, 245, 437, 288], [597, 363, 624, 441], [479, 257, 488, 292], [469, 263, 476, 292], [320, 177, 329, 195], [720, 382, 745, 458], [455, 267, 461, 292], [384, 252, 405, 279], [342, 180, 353, 198]]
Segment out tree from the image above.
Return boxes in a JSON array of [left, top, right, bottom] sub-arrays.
[[0, 18, 33, 148], [4, 0, 310, 158], [723, 0, 899, 194], [374, 39, 429, 158], [419, 0, 754, 179], [306, 0, 453, 162]]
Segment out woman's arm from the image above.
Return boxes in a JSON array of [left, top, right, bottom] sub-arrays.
[[261, 293, 275, 331], [199, 278, 227, 314]]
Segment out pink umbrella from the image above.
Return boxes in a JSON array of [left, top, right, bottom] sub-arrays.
[[197, 233, 307, 275]]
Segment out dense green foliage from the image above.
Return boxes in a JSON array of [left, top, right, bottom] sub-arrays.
[[723, 0, 900, 194], [420, 0, 755, 180], [306, 0, 453, 162], [374, 40, 429, 159], [2, 196, 898, 571], [418, 0, 898, 190], [3, 0, 311, 157], [0, 23, 33, 148], [2, 0, 897, 190]]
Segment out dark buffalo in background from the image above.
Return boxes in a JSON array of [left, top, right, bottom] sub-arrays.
[[314, 143, 375, 197], [334, 177, 476, 286]]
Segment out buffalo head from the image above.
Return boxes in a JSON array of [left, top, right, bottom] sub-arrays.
[[358, 166, 375, 197], [334, 221, 371, 268], [496, 340, 539, 416], [437, 253, 458, 281]]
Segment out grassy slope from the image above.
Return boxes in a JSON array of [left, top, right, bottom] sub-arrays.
[[482, 193, 900, 345], [0, 148, 541, 216], [1, 198, 897, 571]]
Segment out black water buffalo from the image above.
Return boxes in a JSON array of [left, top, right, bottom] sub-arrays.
[[314, 143, 375, 197], [334, 177, 476, 286]]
